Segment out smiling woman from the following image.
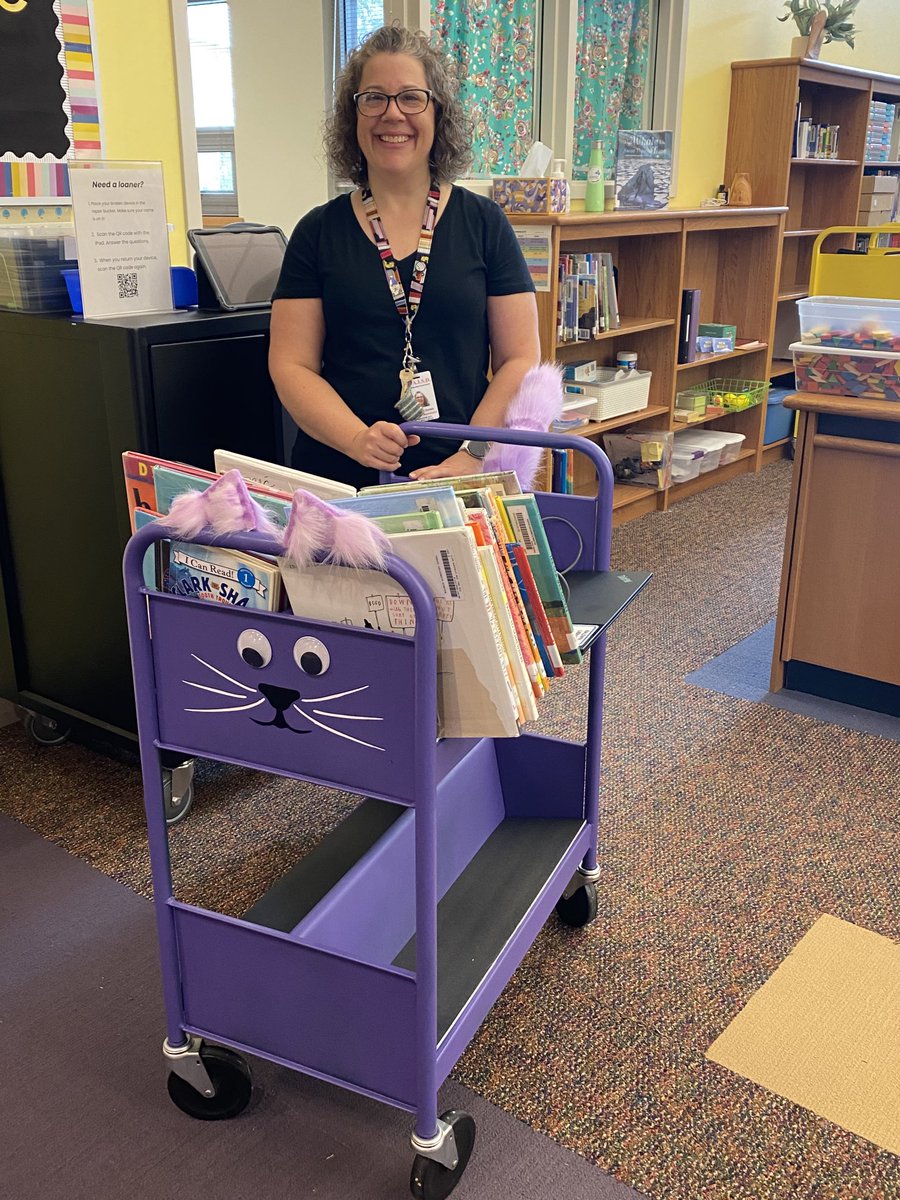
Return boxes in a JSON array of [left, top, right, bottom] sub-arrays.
[[268, 24, 541, 490]]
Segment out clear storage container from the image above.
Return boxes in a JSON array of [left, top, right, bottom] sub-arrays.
[[671, 448, 703, 482], [797, 295, 900, 350], [717, 431, 746, 464], [0, 223, 77, 313], [790, 341, 900, 402], [673, 430, 733, 472]]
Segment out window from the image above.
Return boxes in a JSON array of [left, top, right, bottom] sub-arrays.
[[337, 0, 386, 66], [187, 0, 239, 218]]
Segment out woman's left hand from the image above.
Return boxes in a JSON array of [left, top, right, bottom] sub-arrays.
[[408, 450, 483, 481]]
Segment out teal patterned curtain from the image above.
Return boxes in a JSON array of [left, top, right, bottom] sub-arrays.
[[572, 0, 652, 179], [431, 0, 538, 175]]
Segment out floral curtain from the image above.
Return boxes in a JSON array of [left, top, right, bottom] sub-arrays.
[[572, 0, 652, 179], [431, 0, 538, 175]]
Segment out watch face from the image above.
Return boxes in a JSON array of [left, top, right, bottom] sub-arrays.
[[463, 439, 490, 460]]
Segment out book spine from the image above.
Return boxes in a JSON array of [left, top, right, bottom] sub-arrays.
[[511, 542, 564, 676]]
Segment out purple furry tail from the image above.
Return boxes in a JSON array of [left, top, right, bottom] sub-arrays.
[[282, 489, 388, 569], [483, 362, 564, 491], [164, 469, 281, 540]]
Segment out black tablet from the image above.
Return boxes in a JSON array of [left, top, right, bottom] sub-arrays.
[[187, 224, 287, 310]]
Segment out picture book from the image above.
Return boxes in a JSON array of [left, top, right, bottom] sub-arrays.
[[133, 508, 164, 589], [614, 130, 673, 211], [369, 510, 444, 534], [212, 449, 357, 501], [360, 469, 523, 499], [152, 464, 292, 529], [122, 451, 203, 533], [163, 541, 284, 611], [278, 525, 521, 739], [330, 486, 465, 529], [497, 493, 582, 665]]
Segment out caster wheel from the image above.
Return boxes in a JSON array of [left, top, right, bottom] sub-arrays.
[[410, 1110, 476, 1200], [167, 1044, 252, 1120], [555, 881, 598, 928], [22, 711, 70, 746], [162, 772, 194, 825]]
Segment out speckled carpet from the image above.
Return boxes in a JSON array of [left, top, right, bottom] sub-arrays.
[[2, 457, 899, 1199]]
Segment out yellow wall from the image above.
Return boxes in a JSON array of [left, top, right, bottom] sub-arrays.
[[89, 0, 188, 263], [674, 0, 900, 207]]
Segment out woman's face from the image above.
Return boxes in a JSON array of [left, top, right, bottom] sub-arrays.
[[355, 52, 436, 184]]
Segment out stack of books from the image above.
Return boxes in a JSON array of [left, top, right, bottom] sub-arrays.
[[865, 100, 899, 163], [556, 252, 619, 343], [793, 110, 840, 159], [122, 451, 585, 740]]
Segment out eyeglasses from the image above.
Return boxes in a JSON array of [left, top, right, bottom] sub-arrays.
[[353, 89, 433, 117]]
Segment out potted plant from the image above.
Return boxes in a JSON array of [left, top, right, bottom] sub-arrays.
[[779, 0, 861, 56]]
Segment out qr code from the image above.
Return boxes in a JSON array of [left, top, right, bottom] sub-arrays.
[[116, 271, 139, 299]]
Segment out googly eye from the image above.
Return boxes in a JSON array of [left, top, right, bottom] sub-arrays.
[[293, 636, 330, 676], [237, 629, 272, 669]]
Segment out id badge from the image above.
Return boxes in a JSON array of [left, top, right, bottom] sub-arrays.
[[396, 370, 440, 422]]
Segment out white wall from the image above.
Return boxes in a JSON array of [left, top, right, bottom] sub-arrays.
[[229, 0, 330, 237]]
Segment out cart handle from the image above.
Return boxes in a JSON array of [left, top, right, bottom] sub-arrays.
[[399, 419, 614, 493]]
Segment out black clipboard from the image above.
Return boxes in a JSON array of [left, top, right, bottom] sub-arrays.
[[187, 223, 287, 311]]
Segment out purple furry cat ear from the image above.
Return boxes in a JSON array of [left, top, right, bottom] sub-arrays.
[[282, 489, 389, 570], [164, 469, 281, 540], [483, 362, 564, 491]]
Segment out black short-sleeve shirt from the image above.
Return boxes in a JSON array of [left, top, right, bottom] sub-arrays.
[[272, 185, 535, 489]]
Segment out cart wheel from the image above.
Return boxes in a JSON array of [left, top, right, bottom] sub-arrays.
[[556, 881, 598, 928], [22, 711, 71, 747], [167, 1044, 252, 1120], [162, 772, 194, 825], [410, 1110, 476, 1200]]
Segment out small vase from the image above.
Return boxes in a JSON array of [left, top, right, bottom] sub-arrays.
[[729, 172, 753, 207], [791, 34, 810, 58]]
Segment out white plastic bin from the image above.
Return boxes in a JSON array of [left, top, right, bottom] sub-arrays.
[[717, 432, 746, 465], [673, 430, 732, 473], [565, 368, 651, 421]]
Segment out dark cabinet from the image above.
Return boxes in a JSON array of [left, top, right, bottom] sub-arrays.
[[0, 307, 282, 744]]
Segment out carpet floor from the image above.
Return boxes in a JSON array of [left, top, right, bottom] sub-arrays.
[[3, 457, 900, 1199], [2, 813, 643, 1200]]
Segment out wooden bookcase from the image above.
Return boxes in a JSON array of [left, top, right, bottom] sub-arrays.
[[724, 57, 900, 392], [509, 207, 784, 524]]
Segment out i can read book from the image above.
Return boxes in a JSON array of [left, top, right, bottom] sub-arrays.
[[615, 130, 672, 211], [163, 541, 283, 611]]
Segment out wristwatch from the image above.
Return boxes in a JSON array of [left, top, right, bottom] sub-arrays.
[[459, 438, 493, 461]]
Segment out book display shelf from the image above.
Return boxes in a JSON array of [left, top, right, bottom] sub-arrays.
[[724, 56, 900, 431], [512, 207, 784, 523]]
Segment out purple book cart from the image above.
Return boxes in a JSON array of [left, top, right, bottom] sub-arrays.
[[122, 425, 649, 1198]]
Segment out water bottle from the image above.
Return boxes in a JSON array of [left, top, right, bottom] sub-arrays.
[[584, 140, 605, 213]]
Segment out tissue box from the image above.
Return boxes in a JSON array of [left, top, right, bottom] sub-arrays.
[[563, 359, 597, 382], [492, 177, 569, 215]]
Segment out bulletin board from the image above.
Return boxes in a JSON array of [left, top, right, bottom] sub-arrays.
[[0, 0, 102, 203]]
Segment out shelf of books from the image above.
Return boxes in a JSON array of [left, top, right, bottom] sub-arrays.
[[725, 57, 900, 380], [507, 206, 784, 520]]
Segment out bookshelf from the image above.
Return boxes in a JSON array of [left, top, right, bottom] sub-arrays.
[[508, 207, 785, 523], [724, 57, 900, 372]]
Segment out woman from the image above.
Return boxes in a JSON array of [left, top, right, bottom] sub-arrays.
[[269, 24, 540, 490]]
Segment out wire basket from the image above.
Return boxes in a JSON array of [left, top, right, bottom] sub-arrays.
[[676, 378, 769, 413]]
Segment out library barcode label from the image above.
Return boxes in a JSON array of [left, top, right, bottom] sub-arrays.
[[438, 549, 462, 599], [117, 271, 139, 299], [509, 510, 538, 555]]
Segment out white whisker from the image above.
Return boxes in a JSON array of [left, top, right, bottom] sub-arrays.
[[190, 654, 254, 692], [185, 698, 267, 714], [297, 685, 369, 704], [292, 706, 384, 751], [311, 710, 383, 722], [184, 680, 248, 698]]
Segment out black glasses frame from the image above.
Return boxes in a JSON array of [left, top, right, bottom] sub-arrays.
[[352, 89, 434, 117]]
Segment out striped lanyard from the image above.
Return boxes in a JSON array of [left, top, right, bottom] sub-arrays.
[[361, 181, 440, 379]]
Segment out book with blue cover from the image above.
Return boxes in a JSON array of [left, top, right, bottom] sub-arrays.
[[615, 130, 672, 211]]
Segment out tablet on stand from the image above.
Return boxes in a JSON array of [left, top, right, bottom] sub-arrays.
[[187, 223, 287, 311]]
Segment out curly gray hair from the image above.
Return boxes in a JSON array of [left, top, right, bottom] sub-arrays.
[[325, 25, 473, 185]]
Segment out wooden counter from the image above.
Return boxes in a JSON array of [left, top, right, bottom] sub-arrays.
[[771, 392, 900, 714]]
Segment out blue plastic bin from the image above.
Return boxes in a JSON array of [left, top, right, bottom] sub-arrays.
[[764, 388, 795, 444], [62, 265, 198, 313]]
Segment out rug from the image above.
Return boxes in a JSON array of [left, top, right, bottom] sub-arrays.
[[708, 914, 900, 1157], [685, 620, 900, 742]]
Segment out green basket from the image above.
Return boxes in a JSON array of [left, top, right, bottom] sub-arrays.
[[677, 378, 770, 413]]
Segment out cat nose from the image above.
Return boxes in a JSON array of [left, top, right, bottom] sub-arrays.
[[258, 683, 301, 712]]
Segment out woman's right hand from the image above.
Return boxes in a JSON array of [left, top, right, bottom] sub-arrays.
[[349, 421, 420, 471]]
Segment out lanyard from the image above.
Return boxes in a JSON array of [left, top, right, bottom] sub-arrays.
[[361, 181, 440, 379]]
